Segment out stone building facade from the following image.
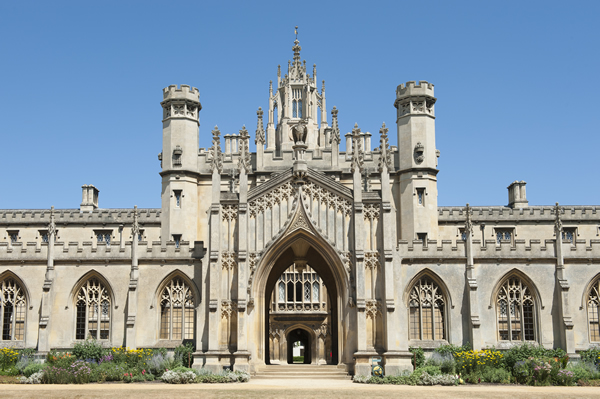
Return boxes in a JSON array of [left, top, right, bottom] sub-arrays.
[[1, 37, 600, 376]]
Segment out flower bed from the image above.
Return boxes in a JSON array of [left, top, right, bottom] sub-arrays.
[[354, 344, 600, 386], [0, 340, 249, 385]]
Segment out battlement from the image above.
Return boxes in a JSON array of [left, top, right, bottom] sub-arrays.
[[396, 80, 435, 99], [162, 84, 200, 102], [0, 208, 161, 225], [397, 237, 600, 261], [0, 240, 197, 262], [438, 205, 600, 223]]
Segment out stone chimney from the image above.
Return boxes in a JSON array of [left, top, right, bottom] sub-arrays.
[[81, 185, 99, 212], [508, 181, 528, 208]]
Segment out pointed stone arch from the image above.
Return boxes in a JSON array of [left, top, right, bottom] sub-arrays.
[[489, 268, 542, 343], [581, 273, 600, 342], [0, 270, 29, 342], [251, 222, 350, 366], [70, 270, 115, 341], [403, 269, 452, 342], [153, 270, 199, 342]]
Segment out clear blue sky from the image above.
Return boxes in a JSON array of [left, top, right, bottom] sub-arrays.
[[1, 1, 598, 209]]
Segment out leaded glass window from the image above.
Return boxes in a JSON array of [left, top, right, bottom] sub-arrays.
[[297, 100, 302, 118], [95, 232, 111, 246], [496, 277, 535, 341], [588, 279, 600, 342], [408, 277, 446, 340], [1, 278, 26, 341], [278, 282, 285, 302], [562, 228, 575, 243], [160, 277, 195, 340], [496, 229, 513, 244], [293, 100, 297, 118], [304, 281, 311, 302], [312, 282, 319, 302], [75, 277, 111, 340]]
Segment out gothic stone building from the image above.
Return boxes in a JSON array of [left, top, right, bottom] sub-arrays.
[[1, 38, 600, 376]]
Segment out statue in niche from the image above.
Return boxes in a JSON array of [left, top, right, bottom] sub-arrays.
[[292, 122, 307, 145]]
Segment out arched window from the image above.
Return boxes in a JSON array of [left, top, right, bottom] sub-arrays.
[[287, 281, 294, 302], [409, 277, 446, 340], [278, 282, 285, 302], [293, 100, 297, 118], [304, 281, 310, 302], [297, 100, 303, 118], [496, 277, 535, 341], [312, 282, 319, 302], [587, 278, 600, 342], [75, 278, 110, 340], [295, 281, 302, 302], [1, 277, 26, 341], [159, 277, 195, 340]]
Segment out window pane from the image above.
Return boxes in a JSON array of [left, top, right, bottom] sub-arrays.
[[409, 307, 420, 340], [184, 307, 194, 340], [2, 303, 13, 340], [172, 307, 183, 340], [76, 302, 86, 340], [160, 305, 170, 340], [312, 282, 319, 302], [422, 307, 433, 340]]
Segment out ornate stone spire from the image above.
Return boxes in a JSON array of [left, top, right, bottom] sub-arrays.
[[554, 202, 563, 234], [238, 125, 251, 172], [330, 106, 340, 144], [255, 108, 265, 145], [292, 26, 302, 68], [464, 203, 473, 235], [350, 123, 364, 173], [131, 205, 140, 238], [209, 126, 223, 173], [48, 206, 56, 239], [377, 122, 392, 172]]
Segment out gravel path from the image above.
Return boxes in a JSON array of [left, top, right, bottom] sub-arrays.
[[2, 381, 600, 398]]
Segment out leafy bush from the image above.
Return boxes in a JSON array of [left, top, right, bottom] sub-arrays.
[[415, 365, 442, 376], [566, 361, 599, 383], [47, 351, 76, 368], [16, 355, 35, 373], [18, 370, 44, 384], [110, 347, 154, 369], [23, 362, 45, 377], [501, 343, 565, 370], [580, 347, 600, 367], [72, 340, 106, 362], [409, 346, 425, 369], [174, 342, 195, 368], [161, 369, 197, 384], [513, 357, 558, 386], [43, 360, 94, 384], [92, 361, 127, 382], [481, 366, 511, 383], [0, 365, 20, 376], [554, 369, 575, 386], [0, 347, 19, 370], [419, 371, 458, 386], [147, 352, 178, 376], [426, 352, 455, 374], [434, 343, 471, 357], [454, 349, 504, 375]]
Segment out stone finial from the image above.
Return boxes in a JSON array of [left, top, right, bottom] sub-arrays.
[[377, 122, 393, 173], [330, 106, 340, 144], [464, 203, 473, 235], [350, 123, 364, 174], [238, 125, 251, 172], [131, 205, 140, 237], [209, 126, 223, 173], [48, 206, 56, 238], [255, 108, 265, 146], [554, 202, 563, 234]]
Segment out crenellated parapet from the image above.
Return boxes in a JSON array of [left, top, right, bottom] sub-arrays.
[[0, 240, 198, 263], [438, 205, 600, 223], [394, 81, 436, 118], [397, 238, 600, 261], [0, 208, 161, 226]]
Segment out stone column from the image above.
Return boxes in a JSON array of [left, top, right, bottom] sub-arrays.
[[554, 203, 575, 354], [125, 206, 140, 349], [464, 204, 482, 350], [38, 206, 56, 353]]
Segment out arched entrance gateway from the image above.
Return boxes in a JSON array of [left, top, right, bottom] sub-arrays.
[[253, 229, 349, 367]]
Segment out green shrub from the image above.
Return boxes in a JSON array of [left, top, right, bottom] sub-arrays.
[[23, 363, 45, 377], [0, 348, 19, 370], [43, 360, 94, 384], [409, 346, 425, 369], [415, 365, 442, 376], [425, 352, 455, 374], [174, 342, 195, 368], [434, 343, 471, 357], [73, 339, 106, 362], [481, 366, 511, 383], [580, 347, 600, 367], [502, 343, 565, 370], [0, 365, 20, 376]]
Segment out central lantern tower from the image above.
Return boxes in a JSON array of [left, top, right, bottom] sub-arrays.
[[266, 32, 328, 153]]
